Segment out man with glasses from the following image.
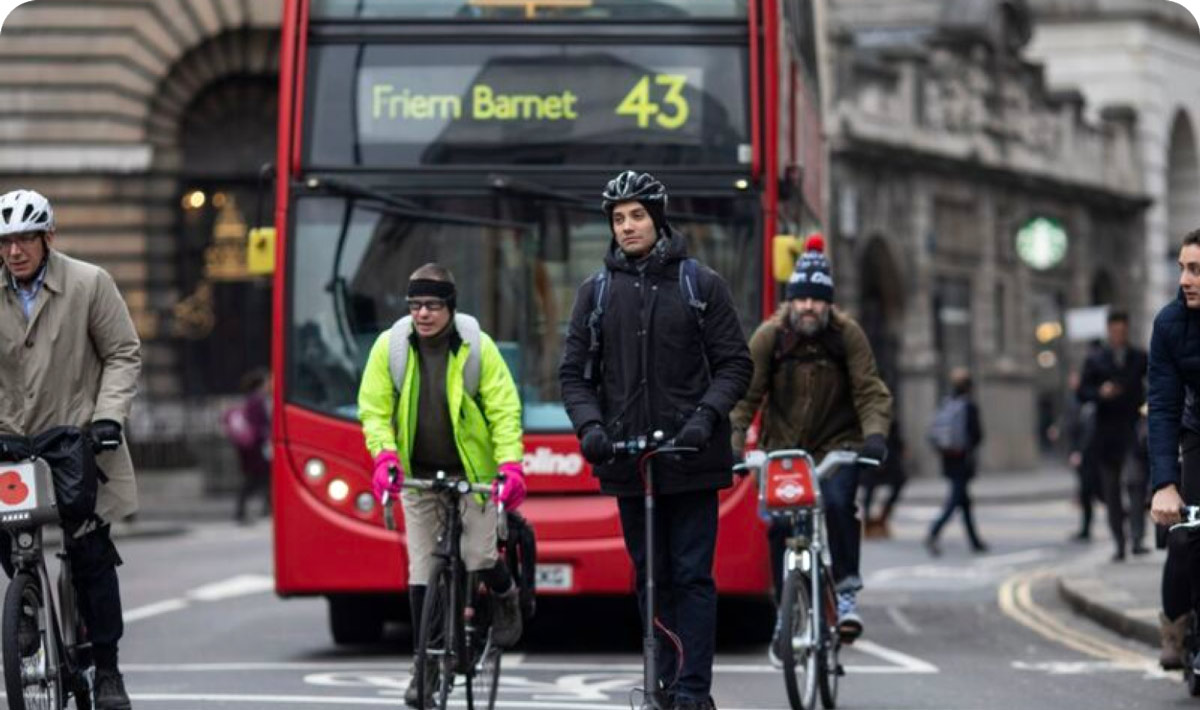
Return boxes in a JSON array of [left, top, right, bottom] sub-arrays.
[[0, 189, 141, 710], [357, 263, 526, 708]]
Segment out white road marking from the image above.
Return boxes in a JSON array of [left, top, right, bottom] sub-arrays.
[[852, 639, 939, 673], [188, 574, 275, 602], [123, 574, 275, 623], [886, 605, 921, 635], [122, 599, 188, 622]]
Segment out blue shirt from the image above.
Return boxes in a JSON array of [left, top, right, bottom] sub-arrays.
[[9, 263, 47, 320]]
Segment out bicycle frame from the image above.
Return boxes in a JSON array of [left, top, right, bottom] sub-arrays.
[[1, 454, 92, 708]]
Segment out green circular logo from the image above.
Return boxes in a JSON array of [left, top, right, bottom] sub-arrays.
[[1016, 217, 1068, 270]]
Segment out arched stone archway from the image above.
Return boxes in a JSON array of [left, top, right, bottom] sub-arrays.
[[147, 30, 280, 396], [1168, 109, 1200, 248], [858, 236, 906, 394]]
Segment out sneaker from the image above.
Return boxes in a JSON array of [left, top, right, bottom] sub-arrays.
[[923, 536, 941, 557], [673, 695, 717, 710], [94, 669, 131, 710], [836, 590, 863, 643], [404, 663, 436, 709], [490, 585, 523, 648]]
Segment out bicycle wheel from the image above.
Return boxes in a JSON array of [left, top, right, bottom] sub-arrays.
[[416, 559, 455, 710], [3, 571, 62, 710], [780, 569, 817, 710], [466, 643, 501, 710]]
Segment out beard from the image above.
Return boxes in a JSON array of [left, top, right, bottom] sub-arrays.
[[788, 307, 829, 336]]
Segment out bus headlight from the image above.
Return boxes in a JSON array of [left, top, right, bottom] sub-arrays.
[[355, 492, 375, 514], [304, 458, 327, 481], [328, 479, 350, 502]]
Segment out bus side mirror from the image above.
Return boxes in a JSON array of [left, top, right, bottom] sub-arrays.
[[773, 234, 801, 282]]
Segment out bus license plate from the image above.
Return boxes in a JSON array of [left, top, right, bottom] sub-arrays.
[[535, 564, 573, 591]]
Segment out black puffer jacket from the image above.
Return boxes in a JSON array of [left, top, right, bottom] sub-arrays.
[[559, 230, 752, 496]]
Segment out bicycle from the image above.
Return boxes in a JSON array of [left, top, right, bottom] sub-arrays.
[[610, 431, 698, 710], [1169, 504, 1200, 697], [382, 469, 508, 710], [735, 448, 879, 710], [0, 426, 118, 710]]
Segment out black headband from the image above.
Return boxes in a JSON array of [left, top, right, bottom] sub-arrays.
[[408, 278, 456, 305]]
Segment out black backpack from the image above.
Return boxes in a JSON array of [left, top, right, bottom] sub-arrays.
[[583, 257, 710, 382], [503, 512, 538, 621]]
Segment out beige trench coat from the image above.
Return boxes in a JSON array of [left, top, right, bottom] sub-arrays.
[[0, 249, 141, 523]]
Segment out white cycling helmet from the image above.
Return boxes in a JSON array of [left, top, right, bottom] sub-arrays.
[[0, 189, 54, 237]]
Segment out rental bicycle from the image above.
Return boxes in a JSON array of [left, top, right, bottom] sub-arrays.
[[1169, 505, 1200, 697], [735, 448, 879, 710], [0, 425, 117, 710], [383, 469, 508, 710]]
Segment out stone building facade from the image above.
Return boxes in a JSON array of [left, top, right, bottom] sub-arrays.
[[0, 0, 282, 468], [827, 0, 1148, 472], [1025, 0, 1200, 331]]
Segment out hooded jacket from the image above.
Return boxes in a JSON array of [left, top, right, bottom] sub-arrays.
[[730, 307, 892, 461], [559, 229, 753, 496], [1147, 290, 1200, 492]]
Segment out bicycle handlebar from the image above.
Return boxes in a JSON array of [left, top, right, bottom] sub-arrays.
[[1170, 505, 1200, 533], [381, 466, 506, 534], [733, 448, 880, 480], [610, 430, 699, 458]]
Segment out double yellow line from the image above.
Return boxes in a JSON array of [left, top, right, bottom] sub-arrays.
[[997, 567, 1154, 667]]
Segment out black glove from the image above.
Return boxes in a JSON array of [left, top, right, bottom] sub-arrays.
[[90, 419, 123, 452], [674, 406, 718, 451], [860, 433, 888, 464], [579, 424, 613, 465]]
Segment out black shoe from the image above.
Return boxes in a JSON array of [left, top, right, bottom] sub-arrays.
[[1112, 550, 1126, 563], [673, 696, 716, 710], [94, 669, 131, 710], [1069, 531, 1091, 543], [971, 541, 989, 554], [1132, 544, 1151, 556], [490, 585, 523, 648], [924, 536, 941, 557], [404, 663, 437, 708]]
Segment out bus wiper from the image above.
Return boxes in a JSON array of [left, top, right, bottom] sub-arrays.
[[487, 173, 592, 208], [302, 174, 424, 211]]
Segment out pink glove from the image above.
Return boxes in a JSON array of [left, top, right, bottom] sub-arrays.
[[494, 461, 526, 511], [372, 451, 403, 502]]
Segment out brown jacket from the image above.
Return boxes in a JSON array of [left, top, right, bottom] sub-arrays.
[[730, 307, 892, 460], [0, 249, 141, 523]]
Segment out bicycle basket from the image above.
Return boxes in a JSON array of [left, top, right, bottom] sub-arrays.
[[0, 458, 58, 529], [761, 453, 818, 511]]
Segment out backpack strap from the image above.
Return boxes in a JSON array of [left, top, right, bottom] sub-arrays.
[[388, 313, 483, 397], [454, 313, 483, 398], [679, 257, 708, 330], [387, 316, 415, 394], [583, 269, 610, 383]]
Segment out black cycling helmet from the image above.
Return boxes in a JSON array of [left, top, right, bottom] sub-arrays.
[[601, 170, 668, 215]]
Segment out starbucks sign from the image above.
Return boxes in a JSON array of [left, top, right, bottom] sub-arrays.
[[1016, 217, 1068, 270]]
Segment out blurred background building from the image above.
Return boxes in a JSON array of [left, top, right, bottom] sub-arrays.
[[0, 0, 1195, 476]]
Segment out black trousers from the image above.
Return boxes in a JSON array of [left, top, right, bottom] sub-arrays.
[[1096, 433, 1147, 554], [1163, 430, 1200, 620], [928, 457, 984, 548], [617, 489, 718, 703], [0, 522, 123, 669], [1076, 449, 1101, 536]]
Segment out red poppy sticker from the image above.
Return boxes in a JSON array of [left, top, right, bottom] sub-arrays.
[[0, 470, 30, 507]]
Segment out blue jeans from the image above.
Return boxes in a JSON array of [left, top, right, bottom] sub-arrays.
[[617, 489, 718, 702], [769, 463, 863, 601]]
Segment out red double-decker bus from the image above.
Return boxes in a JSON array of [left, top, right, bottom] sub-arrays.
[[271, 0, 826, 644]]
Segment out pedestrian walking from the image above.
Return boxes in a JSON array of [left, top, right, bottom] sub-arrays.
[[924, 367, 987, 556]]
